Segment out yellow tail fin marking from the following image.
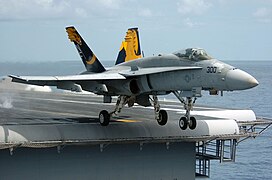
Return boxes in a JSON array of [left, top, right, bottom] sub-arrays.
[[121, 28, 142, 62], [66, 27, 82, 45], [86, 54, 97, 65]]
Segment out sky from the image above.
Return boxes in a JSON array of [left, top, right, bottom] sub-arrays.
[[0, 0, 272, 63]]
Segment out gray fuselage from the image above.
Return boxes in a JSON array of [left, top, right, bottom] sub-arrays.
[[97, 52, 257, 96]]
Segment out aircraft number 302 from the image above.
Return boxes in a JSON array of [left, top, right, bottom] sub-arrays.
[[206, 66, 217, 73]]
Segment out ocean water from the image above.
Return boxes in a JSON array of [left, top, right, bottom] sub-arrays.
[[0, 60, 271, 179]]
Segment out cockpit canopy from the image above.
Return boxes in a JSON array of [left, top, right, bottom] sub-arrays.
[[173, 48, 212, 61]]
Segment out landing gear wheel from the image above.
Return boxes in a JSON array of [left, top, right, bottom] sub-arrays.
[[179, 117, 188, 130], [157, 110, 168, 126], [99, 110, 110, 126], [189, 117, 197, 130]]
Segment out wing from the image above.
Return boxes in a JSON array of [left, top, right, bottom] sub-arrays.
[[9, 66, 202, 93], [119, 66, 202, 77], [9, 73, 126, 86], [10, 66, 201, 85]]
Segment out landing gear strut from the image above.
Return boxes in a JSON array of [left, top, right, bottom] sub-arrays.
[[151, 95, 168, 126], [98, 91, 197, 130], [99, 95, 129, 126], [99, 95, 168, 127], [173, 91, 197, 130]]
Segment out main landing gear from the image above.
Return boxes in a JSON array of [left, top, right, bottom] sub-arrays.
[[98, 92, 197, 131], [150, 95, 168, 126], [98, 95, 168, 127], [99, 95, 128, 126]]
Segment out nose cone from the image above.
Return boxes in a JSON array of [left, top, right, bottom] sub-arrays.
[[226, 69, 259, 90]]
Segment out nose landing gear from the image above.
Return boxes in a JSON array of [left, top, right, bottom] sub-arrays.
[[173, 91, 198, 130], [179, 116, 197, 130]]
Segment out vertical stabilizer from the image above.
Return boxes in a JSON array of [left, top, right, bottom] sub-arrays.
[[66, 26, 105, 73], [115, 28, 142, 65]]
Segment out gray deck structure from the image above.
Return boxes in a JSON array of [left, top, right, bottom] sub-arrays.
[[0, 80, 271, 179]]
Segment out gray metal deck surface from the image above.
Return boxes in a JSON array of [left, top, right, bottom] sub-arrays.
[[1, 81, 271, 180], [0, 88, 246, 147]]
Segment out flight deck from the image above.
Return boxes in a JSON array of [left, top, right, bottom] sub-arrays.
[[0, 87, 261, 145], [0, 79, 271, 179]]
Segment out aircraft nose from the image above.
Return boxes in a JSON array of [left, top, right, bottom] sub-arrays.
[[226, 69, 259, 90]]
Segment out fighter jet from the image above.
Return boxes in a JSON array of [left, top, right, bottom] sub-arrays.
[[9, 27, 259, 130]]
